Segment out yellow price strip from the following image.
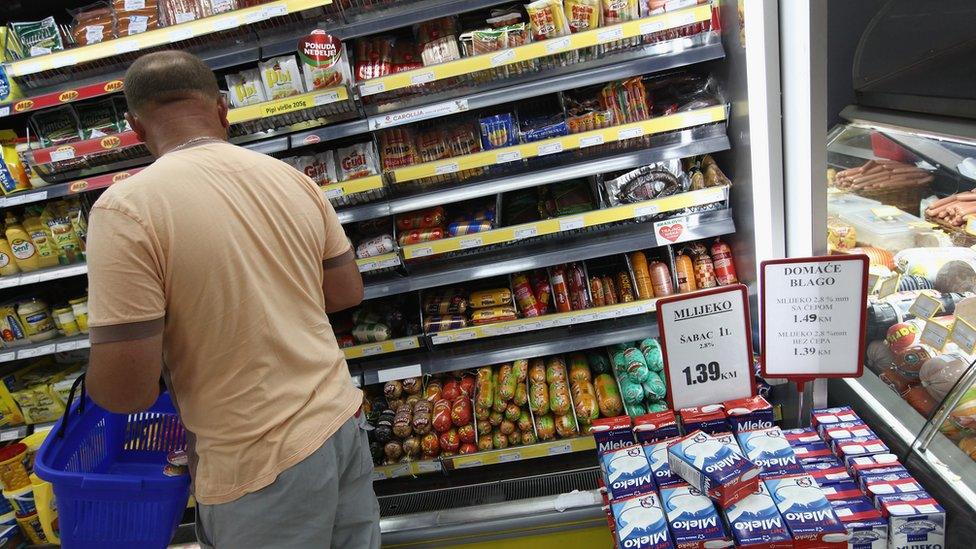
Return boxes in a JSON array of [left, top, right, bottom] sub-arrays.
[[447, 437, 596, 469], [227, 86, 348, 125], [358, 5, 711, 96], [321, 174, 384, 200], [393, 105, 726, 184], [372, 459, 441, 481], [403, 186, 726, 259], [7, 0, 332, 77], [355, 252, 400, 273], [342, 336, 420, 360]]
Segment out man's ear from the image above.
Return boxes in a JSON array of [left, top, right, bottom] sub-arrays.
[[217, 95, 230, 130], [126, 112, 146, 142]]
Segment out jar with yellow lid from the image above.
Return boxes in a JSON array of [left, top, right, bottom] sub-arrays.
[[16, 299, 55, 343], [69, 297, 88, 334]]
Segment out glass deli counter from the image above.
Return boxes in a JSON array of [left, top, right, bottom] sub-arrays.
[[826, 106, 976, 544]]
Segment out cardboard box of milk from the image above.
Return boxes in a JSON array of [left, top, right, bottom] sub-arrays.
[[611, 492, 676, 549], [876, 492, 945, 549], [667, 430, 760, 508], [724, 395, 775, 433], [721, 482, 793, 548], [765, 474, 849, 549], [736, 427, 804, 479], [830, 497, 887, 549], [645, 438, 683, 488], [659, 483, 730, 549], [601, 444, 656, 501]]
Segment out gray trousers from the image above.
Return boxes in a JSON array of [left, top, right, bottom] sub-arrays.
[[195, 414, 381, 548]]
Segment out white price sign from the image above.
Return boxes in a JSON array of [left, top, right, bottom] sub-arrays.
[[657, 285, 755, 409], [920, 320, 949, 350], [760, 255, 868, 379], [950, 319, 976, 354], [909, 293, 943, 319]]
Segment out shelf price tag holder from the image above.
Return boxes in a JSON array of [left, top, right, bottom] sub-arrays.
[[657, 284, 756, 409], [760, 255, 869, 421]]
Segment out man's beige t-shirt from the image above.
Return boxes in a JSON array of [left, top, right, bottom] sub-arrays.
[[86, 141, 362, 505]]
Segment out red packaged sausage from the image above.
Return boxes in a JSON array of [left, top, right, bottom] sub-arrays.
[[550, 265, 572, 313], [710, 238, 739, 285]]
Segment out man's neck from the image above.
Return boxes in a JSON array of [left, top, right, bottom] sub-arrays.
[[141, 101, 228, 157], [153, 127, 227, 157]]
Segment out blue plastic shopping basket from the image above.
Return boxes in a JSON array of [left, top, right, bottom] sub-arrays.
[[35, 375, 191, 548]]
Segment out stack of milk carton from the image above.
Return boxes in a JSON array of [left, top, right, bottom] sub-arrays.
[[779, 406, 947, 549]]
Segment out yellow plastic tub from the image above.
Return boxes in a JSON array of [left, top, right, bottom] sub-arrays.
[[30, 473, 57, 545]]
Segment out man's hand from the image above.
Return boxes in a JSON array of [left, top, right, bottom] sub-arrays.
[[87, 331, 163, 414], [323, 249, 363, 313]]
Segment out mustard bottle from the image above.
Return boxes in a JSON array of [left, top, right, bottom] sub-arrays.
[[4, 213, 38, 272], [43, 201, 84, 264], [0, 237, 19, 277], [22, 207, 58, 268]]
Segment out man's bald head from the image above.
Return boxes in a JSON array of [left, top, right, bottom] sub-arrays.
[[124, 51, 220, 116]]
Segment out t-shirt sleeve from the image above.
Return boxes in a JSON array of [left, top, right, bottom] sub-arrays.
[[321, 194, 352, 261], [87, 205, 166, 329]]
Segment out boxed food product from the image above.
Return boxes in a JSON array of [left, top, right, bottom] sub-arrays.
[[600, 444, 655, 501], [610, 492, 673, 549], [645, 437, 681, 488], [820, 421, 872, 447], [298, 30, 351, 91], [829, 497, 887, 549], [833, 437, 890, 461], [10, 18, 65, 57], [876, 492, 944, 549], [71, 3, 115, 46], [259, 56, 305, 100], [783, 427, 822, 446], [75, 98, 122, 139], [802, 459, 852, 486], [845, 453, 901, 479], [667, 430, 760, 508], [818, 480, 863, 502], [633, 411, 679, 444], [792, 441, 835, 465], [736, 427, 804, 479], [659, 482, 731, 549], [0, 133, 31, 196], [765, 474, 847, 548], [160, 0, 203, 26], [226, 70, 268, 108], [30, 106, 82, 148], [721, 482, 792, 548], [591, 414, 635, 454], [859, 471, 923, 503], [723, 395, 774, 433], [678, 405, 730, 435]]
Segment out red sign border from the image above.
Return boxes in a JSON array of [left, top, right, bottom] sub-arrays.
[[759, 254, 869, 383], [656, 283, 757, 409]]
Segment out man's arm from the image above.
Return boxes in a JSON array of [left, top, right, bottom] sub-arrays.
[[323, 249, 363, 313], [85, 205, 167, 413]]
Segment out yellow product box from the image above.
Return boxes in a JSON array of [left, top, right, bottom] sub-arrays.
[[0, 130, 30, 196], [3, 360, 80, 424]]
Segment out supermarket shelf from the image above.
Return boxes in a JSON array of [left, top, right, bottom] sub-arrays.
[[357, 253, 401, 274], [365, 33, 723, 130], [328, 0, 510, 41], [337, 123, 730, 224], [371, 459, 442, 481], [4, 0, 332, 78], [240, 136, 291, 155], [401, 186, 727, 259], [0, 167, 145, 208], [390, 105, 726, 184], [343, 336, 421, 360], [0, 425, 29, 443], [0, 263, 87, 290], [325, 175, 385, 202], [444, 437, 596, 470], [353, 311, 659, 384], [226, 86, 349, 125], [288, 118, 372, 148], [0, 335, 90, 364], [0, 78, 125, 118], [358, 5, 711, 96], [30, 131, 143, 165], [363, 208, 734, 299]]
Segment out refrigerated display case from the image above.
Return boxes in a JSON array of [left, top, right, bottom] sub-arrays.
[[0, 0, 795, 546]]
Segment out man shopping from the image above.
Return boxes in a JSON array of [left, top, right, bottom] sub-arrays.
[[84, 50, 380, 548]]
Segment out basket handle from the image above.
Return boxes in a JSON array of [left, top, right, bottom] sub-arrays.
[[54, 373, 87, 440]]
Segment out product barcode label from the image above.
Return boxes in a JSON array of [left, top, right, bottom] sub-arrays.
[[559, 217, 585, 231], [435, 162, 459, 175], [491, 49, 516, 66], [537, 142, 564, 156], [617, 126, 645, 140], [514, 226, 538, 240], [314, 91, 341, 106], [597, 27, 625, 43], [548, 443, 572, 455], [579, 134, 604, 148], [410, 71, 436, 85], [496, 150, 522, 164], [546, 36, 571, 52]]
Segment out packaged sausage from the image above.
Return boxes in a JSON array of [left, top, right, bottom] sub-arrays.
[[675, 253, 697, 293], [111, 0, 158, 9], [116, 8, 158, 36], [476, 368, 494, 409], [336, 142, 379, 182], [160, 0, 203, 26], [554, 412, 577, 437], [630, 251, 654, 300], [76, 98, 122, 139], [396, 207, 445, 231], [531, 271, 552, 311], [398, 227, 444, 246], [497, 364, 517, 401], [447, 220, 494, 237], [550, 265, 572, 313], [529, 380, 549, 414], [693, 251, 718, 289], [10, 17, 65, 57], [528, 359, 546, 383], [512, 274, 543, 318], [479, 113, 518, 150], [226, 70, 268, 108], [648, 261, 674, 297], [424, 315, 467, 333], [30, 106, 82, 148], [379, 127, 419, 171], [710, 238, 738, 285], [589, 276, 606, 307], [446, 122, 484, 180], [616, 271, 635, 302], [536, 414, 557, 440], [415, 17, 461, 66], [469, 288, 512, 309], [567, 262, 589, 311], [71, 3, 115, 46], [546, 356, 568, 383], [423, 289, 467, 315], [355, 235, 394, 259], [355, 36, 395, 81], [470, 306, 518, 325], [351, 322, 390, 343], [525, 0, 571, 41], [601, 276, 618, 305], [198, 0, 237, 16], [259, 56, 306, 100], [565, 0, 600, 33], [594, 374, 623, 417], [298, 30, 351, 91]]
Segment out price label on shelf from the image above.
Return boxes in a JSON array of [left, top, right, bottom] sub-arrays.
[[391, 464, 410, 478], [5, 192, 46, 206], [950, 319, 976, 354], [114, 41, 141, 54], [376, 364, 423, 383], [0, 352, 15, 363], [640, 20, 666, 35], [537, 141, 564, 156], [499, 451, 522, 463], [211, 16, 239, 31], [760, 255, 868, 381], [658, 285, 755, 408], [370, 471, 387, 482], [18, 343, 57, 360], [514, 226, 538, 240], [459, 237, 483, 249], [521, 321, 543, 332], [491, 49, 516, 66], [496, 150, 522, 164], [0, 277, 20, 289], [546, 36, 571, 52], [262, 4, 288, 18], [634, 203, 660, 217], [51, 55, 80, 70], [921, 320, 949, 350], [559, 217, 585, 232], [452, 331, 477, 342], [168, 28, 194, 43], [547, 443, 572, 455], [672, 10, 699, 27], [909, 293, 943, 319], [243, 10, 269, 24], [411, 246, 433, 258], [394, 338, 419, 351], [360, 82, 386, 96], [361, 345, 384, 357], [435, 162, 459, 175], [617, 126, 645, 141], [313, 91, 341, 106], [323, 187, 344, 199], [18, 274, 40, 285], [410, 71, 436, 85], [597, 26, 625, 43], [50, 149, 76, 162], [579, 134, 605, 148], [457, 459, 483, 469], [877, 274, 901, 298], [416, 461, 440, 473]]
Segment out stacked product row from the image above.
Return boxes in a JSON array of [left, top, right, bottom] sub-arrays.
[[595, 403, 945, 549]]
